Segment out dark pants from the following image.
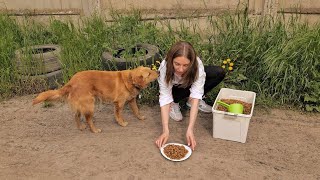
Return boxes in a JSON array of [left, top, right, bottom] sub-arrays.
[[172, 66, 225, 103]]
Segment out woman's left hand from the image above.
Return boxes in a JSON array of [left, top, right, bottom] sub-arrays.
[[186, 129, 196, 151]]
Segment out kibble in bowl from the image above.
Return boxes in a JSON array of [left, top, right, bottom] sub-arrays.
[[160, 143, 192, 161]]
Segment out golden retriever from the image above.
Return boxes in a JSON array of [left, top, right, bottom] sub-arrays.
[[32, 66, 158, 133]]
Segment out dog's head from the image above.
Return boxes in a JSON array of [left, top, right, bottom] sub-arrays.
[[131, 66, 159, 89]]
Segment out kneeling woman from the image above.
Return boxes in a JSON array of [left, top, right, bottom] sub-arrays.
[[155, 41, 225, 150]]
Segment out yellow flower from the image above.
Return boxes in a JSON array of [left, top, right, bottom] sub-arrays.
[[223, 60, 227, 64], [228, 67, 233, 71], [229, 62, 234, 67], [222, 65, 226, 69], [227, 58, 231, 62], [151, 64, 157, 70]]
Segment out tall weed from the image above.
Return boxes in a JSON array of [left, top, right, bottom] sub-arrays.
[[207, 7, 319, 111], [0, 14, 21, 99]]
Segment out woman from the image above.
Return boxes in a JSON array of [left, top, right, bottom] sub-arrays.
[[155, 41, 225, 150]]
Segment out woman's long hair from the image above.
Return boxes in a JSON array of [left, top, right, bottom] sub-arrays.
[[165, 41, 198, 88]]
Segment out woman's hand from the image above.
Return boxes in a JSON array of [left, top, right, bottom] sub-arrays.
[[186, 129, 196, 151], [155, 131, 169, 148]]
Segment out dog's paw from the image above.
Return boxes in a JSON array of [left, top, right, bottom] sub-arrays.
[[79, 123, 87, 130], [119, 121, 128, 127], [138, 115, 145, 120], [91, 128, 102, 133]]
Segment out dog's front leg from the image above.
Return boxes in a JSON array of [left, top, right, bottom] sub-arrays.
[[114, 101, 128, 127], [128, 98, 145, 120]]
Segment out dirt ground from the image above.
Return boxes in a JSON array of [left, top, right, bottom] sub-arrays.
[[0, 95, 319, 180]]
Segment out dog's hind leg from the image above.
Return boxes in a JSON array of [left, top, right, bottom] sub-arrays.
[[84, 111, 101, 133], [74, 111, 87, 130], [114, 101, 128, 127], [128, 98, 145, 120], [72, 94, 101, 133]]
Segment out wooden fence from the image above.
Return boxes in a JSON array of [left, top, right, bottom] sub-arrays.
[[0, 0, 319, 23]]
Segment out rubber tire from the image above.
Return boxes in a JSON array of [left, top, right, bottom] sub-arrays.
[[15, 44, 61, 75], [101, 43, 161, 70], [19, 69, 63, 90]]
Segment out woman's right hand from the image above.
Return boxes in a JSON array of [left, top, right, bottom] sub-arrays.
[[155, 131, 169, 148]]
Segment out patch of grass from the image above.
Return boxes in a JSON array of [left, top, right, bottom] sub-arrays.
[[206, 7, 320, 111], [0, 14, 21, 99], [43, 101, 54, 108], [0, 7, 319, 111]]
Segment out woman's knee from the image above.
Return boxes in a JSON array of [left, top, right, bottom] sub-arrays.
[[205, 66, 226, 80]]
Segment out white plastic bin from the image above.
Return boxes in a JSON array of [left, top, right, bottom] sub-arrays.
[[212, 88, 256, 143]]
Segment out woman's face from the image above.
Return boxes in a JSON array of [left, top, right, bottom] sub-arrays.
[[173, 56, 190, 76]]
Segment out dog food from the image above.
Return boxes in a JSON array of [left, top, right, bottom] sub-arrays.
[[163, 144, 188, 160], [217, 99, 252, 114]]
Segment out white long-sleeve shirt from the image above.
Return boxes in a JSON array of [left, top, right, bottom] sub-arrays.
[[158, 57, 206, 107]]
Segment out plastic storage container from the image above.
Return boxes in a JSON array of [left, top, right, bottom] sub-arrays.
[[212, 88, 256, 143]]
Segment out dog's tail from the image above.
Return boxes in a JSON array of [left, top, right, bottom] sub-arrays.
[[32, 85, 71, 105]]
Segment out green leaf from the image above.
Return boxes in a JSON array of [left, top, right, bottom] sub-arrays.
[[305, 104, 320, 112], [303, 94, 318, 103], [237, 73, 248, 81], [305, 104, 314, 111]]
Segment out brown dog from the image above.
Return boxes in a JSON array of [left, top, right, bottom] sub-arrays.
[[32, 66, 158, 133]]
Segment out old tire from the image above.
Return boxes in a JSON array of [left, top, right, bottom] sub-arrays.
[[15, 44, 62, 75], [18, 69, 63, 92], [14, 44, 63, 90], [101, 43, 161, 70]]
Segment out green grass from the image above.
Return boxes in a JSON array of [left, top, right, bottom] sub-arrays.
[[0, 15, 19, 98], [206, 7, 320, 111], [0, 7, 319, 112]]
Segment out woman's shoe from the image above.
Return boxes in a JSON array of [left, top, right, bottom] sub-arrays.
[[186, 99, 212, 113], [170, 102, 183, 121]]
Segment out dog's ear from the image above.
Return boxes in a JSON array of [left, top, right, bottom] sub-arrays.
[[131, 67, 155, 88], [133, 69, 152, 87], [132, 74, 145, 88]]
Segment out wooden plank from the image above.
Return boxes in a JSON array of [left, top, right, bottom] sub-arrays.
[[101, 0, 243, 11], [279, 8, 320, 14], [1, 0, 61, 10], [61, 0, 82, 10], [81, 0, 100, 16], [279, 0, 320, 9], [1, 9, 82, 16]]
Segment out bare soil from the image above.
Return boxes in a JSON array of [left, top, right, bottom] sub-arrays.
[[0, 95, 319, 179]]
